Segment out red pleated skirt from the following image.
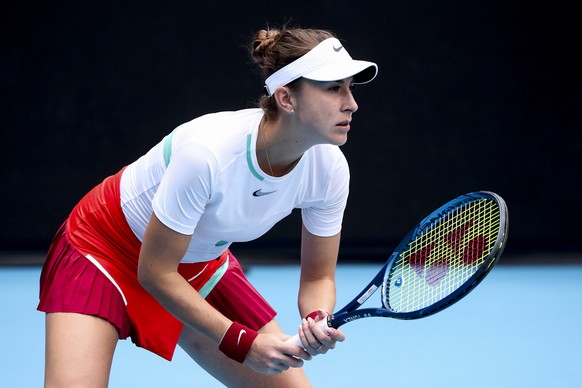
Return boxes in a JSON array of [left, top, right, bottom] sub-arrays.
[[38, 169, 277, 361], [38, 221, 132, 338]]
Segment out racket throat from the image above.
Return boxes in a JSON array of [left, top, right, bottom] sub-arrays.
[[357, 284, 379, 305]]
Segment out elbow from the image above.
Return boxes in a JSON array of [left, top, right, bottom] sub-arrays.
[[137, 261, 156, 292]]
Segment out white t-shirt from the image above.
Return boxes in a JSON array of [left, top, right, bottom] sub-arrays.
[[120, 109, 350, 262]]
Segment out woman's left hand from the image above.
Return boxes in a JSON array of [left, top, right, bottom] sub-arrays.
[[298, 309, 345, 356]]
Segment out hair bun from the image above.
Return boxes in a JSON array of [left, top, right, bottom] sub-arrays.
[[252, 28, 281, 58]]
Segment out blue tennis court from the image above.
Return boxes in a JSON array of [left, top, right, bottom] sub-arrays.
[[1, 260, 581, 387]]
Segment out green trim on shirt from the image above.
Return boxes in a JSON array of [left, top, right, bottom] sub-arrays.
[[246, 133, 264, 181], [163, 130, 176, 167]]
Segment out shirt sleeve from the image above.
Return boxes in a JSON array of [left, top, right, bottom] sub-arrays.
[[301, 155, 350, 237], [152, 142, 216, 235]]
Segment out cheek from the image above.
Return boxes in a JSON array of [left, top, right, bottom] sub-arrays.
[[305, 102, 332, 122], [299, 105, 323, 124], [296, 93, 335, 126]]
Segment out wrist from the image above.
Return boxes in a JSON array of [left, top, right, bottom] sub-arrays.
[[304, 309, 330, 320], [305, 311, 319, 320], [218, 322, 258, 363]]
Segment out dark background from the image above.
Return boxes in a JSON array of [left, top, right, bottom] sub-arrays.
[[2, 1, 580, 264]]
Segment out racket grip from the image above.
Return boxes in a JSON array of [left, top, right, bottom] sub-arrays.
[[285, 318, 330, 347]]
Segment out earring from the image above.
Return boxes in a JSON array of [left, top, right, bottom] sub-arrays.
[[290, 108, 295, 113]]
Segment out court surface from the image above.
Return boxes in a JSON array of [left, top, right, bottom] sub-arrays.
[[1, 261, 581, 387]]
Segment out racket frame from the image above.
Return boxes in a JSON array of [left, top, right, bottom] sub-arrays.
[[325, 191, 508, 328]]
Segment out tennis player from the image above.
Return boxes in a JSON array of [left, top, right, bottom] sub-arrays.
[[38, 25, 377, 387]]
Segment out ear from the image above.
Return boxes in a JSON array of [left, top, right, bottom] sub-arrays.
[[272, 86, 296, 115]]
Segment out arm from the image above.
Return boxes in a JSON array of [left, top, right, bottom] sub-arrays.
[[297, 224, 346, 353], [298, 224, 339, 316], [138, 214, 311, 374], [137, 214, 231, 344]]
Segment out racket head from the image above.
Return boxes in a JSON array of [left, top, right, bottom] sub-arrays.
[[381, 191, 508, 319]]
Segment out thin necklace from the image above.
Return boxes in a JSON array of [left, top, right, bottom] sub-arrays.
[[264, 146, 275, 176], [261, 117, 299, 177], [264, 147, 299, 177]]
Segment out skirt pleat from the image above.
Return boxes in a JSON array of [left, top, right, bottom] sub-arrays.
[[37, 222, 131, 338]]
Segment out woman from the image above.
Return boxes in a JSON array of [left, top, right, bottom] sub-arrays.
[[38, 25, 377, 387]]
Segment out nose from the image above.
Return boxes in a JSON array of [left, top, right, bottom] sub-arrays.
[[343, 89, 359, 113]]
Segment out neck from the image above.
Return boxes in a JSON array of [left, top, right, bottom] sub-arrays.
[[258, 116, 303, 177]]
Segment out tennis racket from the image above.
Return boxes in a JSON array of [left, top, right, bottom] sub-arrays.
[[287, 191, 508, 347]]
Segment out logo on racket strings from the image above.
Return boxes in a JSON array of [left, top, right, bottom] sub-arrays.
[[394, 276, 403, 287], [406, 220, 487, 286]]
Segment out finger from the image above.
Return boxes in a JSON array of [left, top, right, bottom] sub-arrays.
[[301, 318, 331, 355], [283, 354, 305, 368], [309, 340, 325, 354], [261, 351, 307, 375], [303, 318, 324, 349], [328, 328, 345, 342], [265, 362, 290, 376], [307, 317, 331, 342], [283, 338, 313, 361], [307, 323, 346, 352]]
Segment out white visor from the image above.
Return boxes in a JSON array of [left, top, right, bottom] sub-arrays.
[[264, 37, 378, 96]]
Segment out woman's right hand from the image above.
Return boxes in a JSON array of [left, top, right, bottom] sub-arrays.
[[244, 332, 313, 375]]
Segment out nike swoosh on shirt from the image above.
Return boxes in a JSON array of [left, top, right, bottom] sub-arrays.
[[333, 45, 343, 52], [253, 189, 277, 197], [237, 329, 247, 346]]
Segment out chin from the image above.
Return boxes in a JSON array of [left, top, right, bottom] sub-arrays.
[[333, 134, 348, 146]]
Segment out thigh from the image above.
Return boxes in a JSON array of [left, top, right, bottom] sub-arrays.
[[45, 312, 119, 388], [178, 319, 312, 388]]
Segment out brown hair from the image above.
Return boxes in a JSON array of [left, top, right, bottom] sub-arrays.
[[250, 26, 335, 120]]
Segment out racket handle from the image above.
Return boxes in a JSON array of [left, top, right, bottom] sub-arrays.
[[285, 318, 330, 347]]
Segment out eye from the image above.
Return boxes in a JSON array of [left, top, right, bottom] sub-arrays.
[[325, 81, 355, 93]]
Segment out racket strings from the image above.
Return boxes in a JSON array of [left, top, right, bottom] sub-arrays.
[[385, 198, 501, 313]]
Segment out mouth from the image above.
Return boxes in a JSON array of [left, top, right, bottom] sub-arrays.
[[336, 120, 351, 131]]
